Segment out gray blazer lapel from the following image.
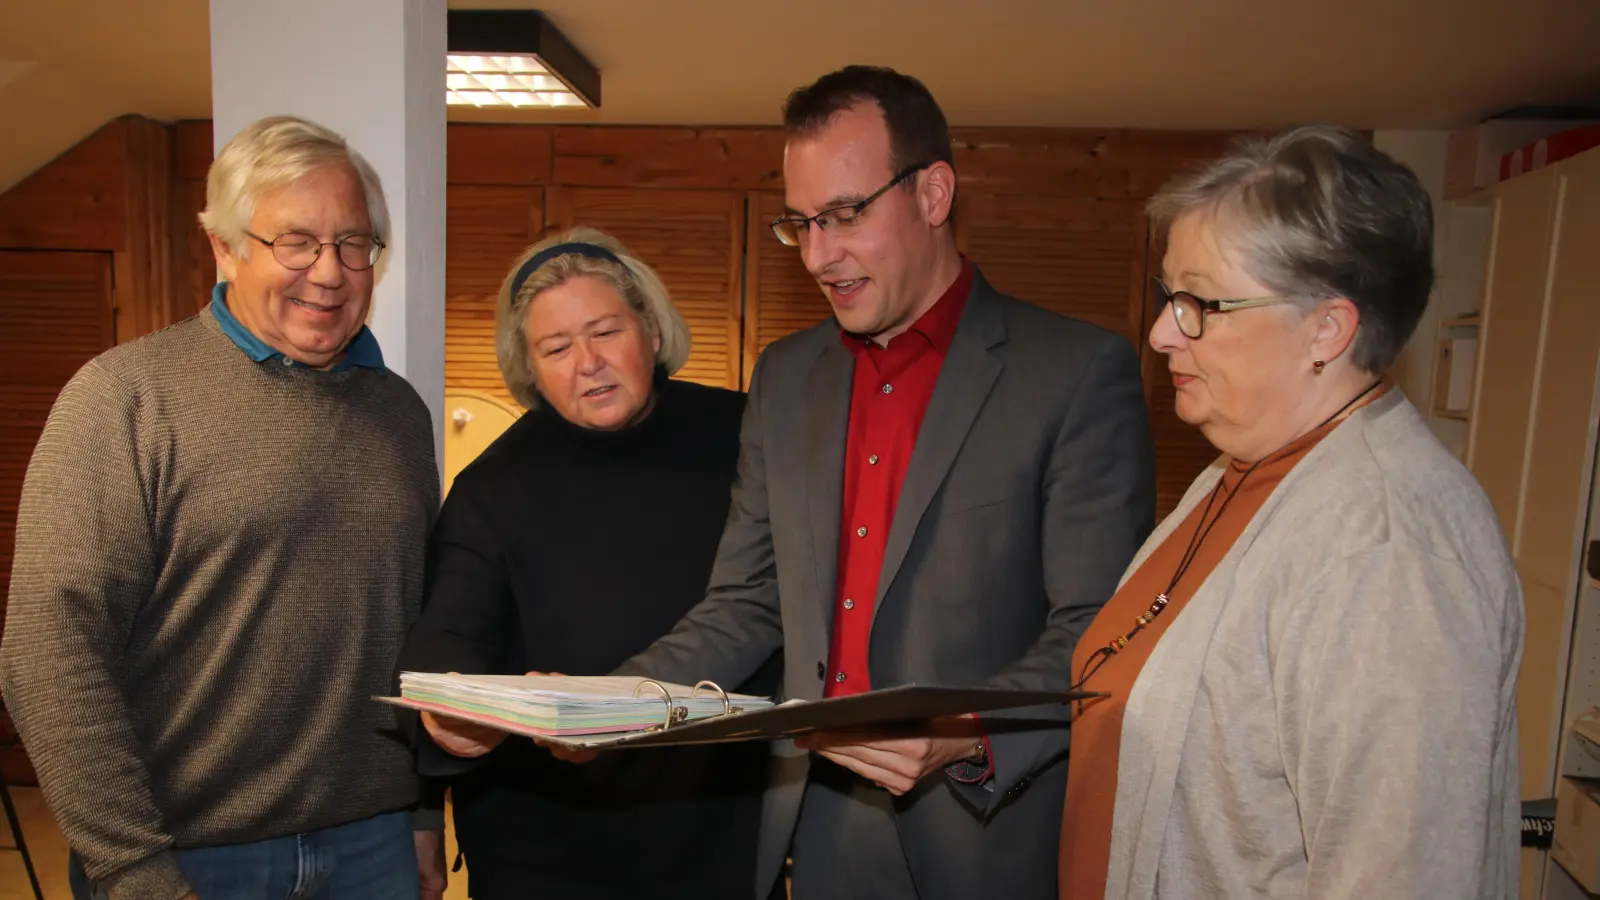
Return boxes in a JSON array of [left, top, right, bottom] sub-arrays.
[[871, 281, 1006, 618], [805, 339, 853, 630]]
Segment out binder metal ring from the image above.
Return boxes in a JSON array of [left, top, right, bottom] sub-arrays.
[[632, 680, 686, 731], [692, 680, 743, 716]]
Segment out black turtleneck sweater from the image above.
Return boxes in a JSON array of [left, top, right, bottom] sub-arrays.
[[398, 370, 780, 900]]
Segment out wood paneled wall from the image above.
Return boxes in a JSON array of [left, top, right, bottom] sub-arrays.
[[426, 122, 1235, 517], [0, 115, 196, 342], [0, 115, 192, 646], [11, 118, 1240, 525]]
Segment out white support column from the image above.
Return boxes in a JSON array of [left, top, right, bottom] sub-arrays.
[[210, 0, 448, 476]]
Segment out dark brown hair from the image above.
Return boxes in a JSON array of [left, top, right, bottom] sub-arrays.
[[782, 65, 953, 177]]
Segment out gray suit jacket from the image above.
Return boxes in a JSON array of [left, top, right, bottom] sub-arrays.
[[617, 270, 1155, 900]]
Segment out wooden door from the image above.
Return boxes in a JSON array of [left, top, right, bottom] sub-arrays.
[[444, 186, 545, 411], [0, 250, 116, 630], [742, 191, 830, 388], [0, 250, 114, 784]]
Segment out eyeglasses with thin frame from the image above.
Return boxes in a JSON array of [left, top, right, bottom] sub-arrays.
[[1152, 277, 1296, 339], [768, 163, 930, 247], [244, 230, 386, 272]]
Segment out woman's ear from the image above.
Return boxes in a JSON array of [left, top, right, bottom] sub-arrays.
[[1312, 297, 1360, 365]]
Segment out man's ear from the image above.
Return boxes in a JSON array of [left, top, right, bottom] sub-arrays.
[[919, 161, 957, 229], [209, 232, 240, 284]]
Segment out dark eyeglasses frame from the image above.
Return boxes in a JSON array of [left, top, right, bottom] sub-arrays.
[[1153, 277, 1295, 339], [244, 230, 386, 272], [768, 163, 931, 247]]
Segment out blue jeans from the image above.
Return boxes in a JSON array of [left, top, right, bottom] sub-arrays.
[[69, 811, 418, 900]]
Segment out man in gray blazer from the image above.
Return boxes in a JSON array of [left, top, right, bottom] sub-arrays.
[[615, 66, 1155, 900]]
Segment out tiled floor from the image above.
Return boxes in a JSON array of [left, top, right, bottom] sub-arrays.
[[0, 787, 471, 900]]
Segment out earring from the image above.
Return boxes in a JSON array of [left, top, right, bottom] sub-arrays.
[[1313, 359, 1326, 375]]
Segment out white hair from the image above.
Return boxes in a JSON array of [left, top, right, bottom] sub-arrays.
[[199, 115, 389, 254]]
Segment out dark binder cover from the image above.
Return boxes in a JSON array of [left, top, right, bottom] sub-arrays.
[[380, 681, 1100, 749]]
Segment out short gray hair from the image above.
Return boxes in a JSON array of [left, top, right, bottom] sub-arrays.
[[1148, 124, 1434, 373], [199, 115, 390, 254], [497, 227, 693, 410]]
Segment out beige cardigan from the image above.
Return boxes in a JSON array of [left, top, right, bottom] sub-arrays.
[[1103, 391, 1523, 900]]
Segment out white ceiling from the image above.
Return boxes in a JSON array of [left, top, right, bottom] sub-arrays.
[[1, 0, 1598, 189]]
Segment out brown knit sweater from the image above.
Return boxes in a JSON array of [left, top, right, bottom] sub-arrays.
[[0, 308, 439, 900]]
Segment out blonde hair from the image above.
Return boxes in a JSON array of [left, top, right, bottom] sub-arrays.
[[497, 227, 693, 410], [199, 115, 390, 254]]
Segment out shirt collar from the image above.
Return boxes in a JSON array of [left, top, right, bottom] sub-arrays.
[[840, 256, 974, 354], [210, 282, 386, 373]]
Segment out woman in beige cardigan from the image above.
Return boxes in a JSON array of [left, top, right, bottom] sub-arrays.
[[1058, 125, 1523, 900]]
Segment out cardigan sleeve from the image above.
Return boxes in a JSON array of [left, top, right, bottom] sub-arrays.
[[1274, 542, 1522, 900]]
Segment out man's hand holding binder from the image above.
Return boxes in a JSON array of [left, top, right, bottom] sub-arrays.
[[791, 714, 988, 795]]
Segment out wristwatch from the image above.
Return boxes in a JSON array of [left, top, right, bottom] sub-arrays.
[[946, 737, 991, 785]]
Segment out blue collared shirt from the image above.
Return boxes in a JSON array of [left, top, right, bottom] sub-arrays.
[[210, 282, 385, 373]]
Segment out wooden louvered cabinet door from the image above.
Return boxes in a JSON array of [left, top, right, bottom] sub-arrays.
[[956, 192, 1149, 344], [0, 250, 116, 632], [742, 192, 830, 388], [445, 185, 544, 411], [544, 186, 744, 390]]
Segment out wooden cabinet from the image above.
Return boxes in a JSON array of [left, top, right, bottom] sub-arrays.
[[741, 191, 828, 387], [1469, 168, 1560, 528], [1447, 145, 1600, 900], [1526, 148, 1600, 900], [444, 185, 545, 410]]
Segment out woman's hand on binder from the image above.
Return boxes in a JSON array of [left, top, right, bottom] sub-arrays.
[[421, 710, 508, 758]]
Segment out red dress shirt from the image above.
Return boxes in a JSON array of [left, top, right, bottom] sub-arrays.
[[825, 259, 973, 698]]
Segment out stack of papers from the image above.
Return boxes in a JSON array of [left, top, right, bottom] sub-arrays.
[[398, 673, 773, 736]]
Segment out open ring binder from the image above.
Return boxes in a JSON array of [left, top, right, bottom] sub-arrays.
[[383, 673, 1098, 750], [632, 679, 690, 731], [691, 680, 744, 717]]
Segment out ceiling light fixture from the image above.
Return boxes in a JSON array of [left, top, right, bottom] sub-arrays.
[[446, 10, 600, 109]]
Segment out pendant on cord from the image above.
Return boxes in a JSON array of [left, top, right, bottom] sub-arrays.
[[1106, 592, 1170, 656]]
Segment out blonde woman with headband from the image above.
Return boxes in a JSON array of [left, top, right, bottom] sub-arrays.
[[397, 227, 780, 899]]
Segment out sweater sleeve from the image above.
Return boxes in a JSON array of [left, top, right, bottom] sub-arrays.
[[0, 361, 192, 900]]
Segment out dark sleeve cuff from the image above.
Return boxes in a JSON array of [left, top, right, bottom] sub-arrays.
[[410, 771, 447, 831], [410, 806, 446, 831], [945, 721, 994, 785]]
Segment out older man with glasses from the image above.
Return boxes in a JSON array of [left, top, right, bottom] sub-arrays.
[[0, 115, 445, 900]]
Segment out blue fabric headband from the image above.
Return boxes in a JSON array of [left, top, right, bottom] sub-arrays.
[[510, 242, 624, 299]]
